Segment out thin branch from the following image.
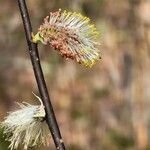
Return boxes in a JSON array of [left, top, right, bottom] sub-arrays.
[[17, 0, 66, 150]]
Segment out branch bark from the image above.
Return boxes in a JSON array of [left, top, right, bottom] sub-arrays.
[[17, 0, 66, 149]]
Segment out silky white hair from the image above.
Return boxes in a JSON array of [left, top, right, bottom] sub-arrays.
[[1, 94, 50, 150]]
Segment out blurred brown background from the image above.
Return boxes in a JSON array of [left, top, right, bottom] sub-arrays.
[[0, 0, 150, 150]]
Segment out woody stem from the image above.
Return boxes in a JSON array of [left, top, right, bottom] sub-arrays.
[[17, 0, 66, 150]]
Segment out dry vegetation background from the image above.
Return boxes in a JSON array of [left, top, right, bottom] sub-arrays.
[[0, 0, 150, 150]]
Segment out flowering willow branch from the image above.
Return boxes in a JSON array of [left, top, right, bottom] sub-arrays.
[[17, 0, 65, 150]]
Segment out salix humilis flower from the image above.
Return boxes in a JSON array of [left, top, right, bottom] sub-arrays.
[[32, 9, 100, 67], [1, 93, 50, 150]]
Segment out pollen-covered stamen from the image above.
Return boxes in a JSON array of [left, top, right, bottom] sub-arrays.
[[33, 9, 100, 67]]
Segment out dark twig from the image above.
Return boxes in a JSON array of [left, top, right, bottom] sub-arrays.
[[17, 0, 66, 149]]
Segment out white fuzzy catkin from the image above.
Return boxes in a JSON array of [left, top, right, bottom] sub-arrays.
[[1, 94, 50, 150]]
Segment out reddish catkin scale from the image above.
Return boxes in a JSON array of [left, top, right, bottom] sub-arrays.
[[33, 9, 100, 67]]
